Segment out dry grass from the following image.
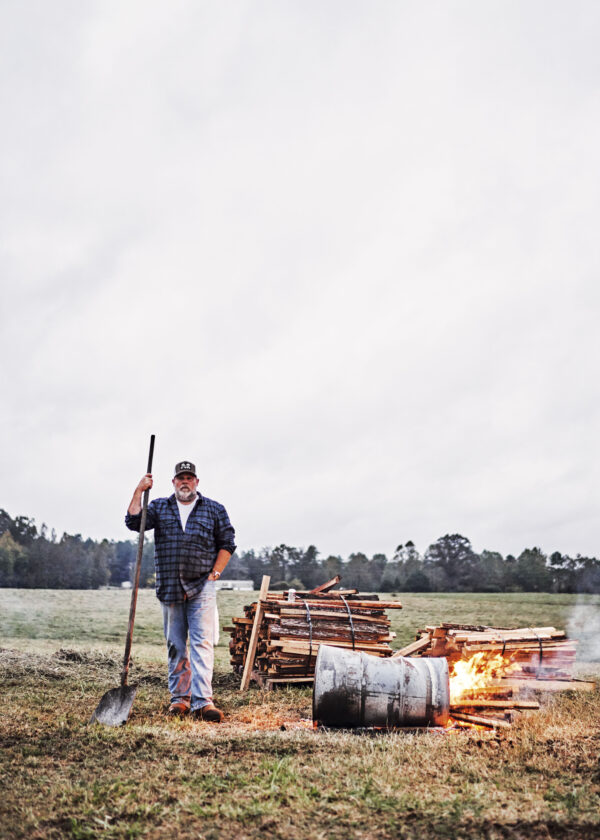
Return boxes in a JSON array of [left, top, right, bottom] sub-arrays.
[[1, 590, 599, 839]]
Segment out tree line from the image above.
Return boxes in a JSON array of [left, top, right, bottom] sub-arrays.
[[0, 508, 598, 593], [0, 509, 154, 590], [227, 537, 600, 593]]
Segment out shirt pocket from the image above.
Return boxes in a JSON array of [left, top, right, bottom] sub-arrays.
[[188, 517, 214, 550]]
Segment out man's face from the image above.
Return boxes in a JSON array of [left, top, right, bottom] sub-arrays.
[[173, 472, 199, 503]]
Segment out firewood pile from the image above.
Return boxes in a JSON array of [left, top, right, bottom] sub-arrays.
[[397, 623, 577, 680], [396, 623, 587, 729], [447, 672, 596, 730], [226, 576, 403, 689]]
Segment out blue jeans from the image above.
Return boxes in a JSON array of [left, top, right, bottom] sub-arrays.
[[161, 580, 216, 712]]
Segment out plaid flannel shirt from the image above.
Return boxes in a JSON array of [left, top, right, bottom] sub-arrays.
[[125, 492, 236, 603]]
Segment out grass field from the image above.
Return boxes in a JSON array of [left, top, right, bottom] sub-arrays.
[[1, 589, 599, 839]]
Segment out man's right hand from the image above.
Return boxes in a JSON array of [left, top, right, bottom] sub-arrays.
[[128, 474, 153, 515], [136, 473, 153, 493]]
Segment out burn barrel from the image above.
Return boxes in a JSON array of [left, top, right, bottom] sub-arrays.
[[313, 645, 450, 728]]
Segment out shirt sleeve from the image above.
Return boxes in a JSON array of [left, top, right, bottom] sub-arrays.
[[214, 504, 236, 555], [125, 500, 157, 532]]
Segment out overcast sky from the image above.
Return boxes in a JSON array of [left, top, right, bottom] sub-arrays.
[[1, 1, 599, 561]]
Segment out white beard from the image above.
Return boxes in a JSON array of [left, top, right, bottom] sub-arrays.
[[175, 487, 196, 503]]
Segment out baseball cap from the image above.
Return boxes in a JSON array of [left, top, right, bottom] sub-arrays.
[[174, 461, 197, 477]]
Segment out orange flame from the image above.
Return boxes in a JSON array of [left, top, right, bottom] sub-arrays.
[[449, 652, 517, 703]]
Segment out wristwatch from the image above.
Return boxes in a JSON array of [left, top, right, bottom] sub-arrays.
[[212, 570, 221, 579]]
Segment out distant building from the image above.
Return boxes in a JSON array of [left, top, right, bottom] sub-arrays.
[[215, 579, 254, 591]]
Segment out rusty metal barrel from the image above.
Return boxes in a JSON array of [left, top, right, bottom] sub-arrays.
[[313, 645, 450, 728]]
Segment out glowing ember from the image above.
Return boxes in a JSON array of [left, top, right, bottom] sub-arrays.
[[449, 652, 517, 703]]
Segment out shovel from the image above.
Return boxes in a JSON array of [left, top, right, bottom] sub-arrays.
[[90, 434, 155, 726]]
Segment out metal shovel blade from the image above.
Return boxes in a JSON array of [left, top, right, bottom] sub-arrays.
[[89, 684, 138, 726]]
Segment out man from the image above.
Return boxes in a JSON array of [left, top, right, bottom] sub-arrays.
[[126, 460, 236, 722]]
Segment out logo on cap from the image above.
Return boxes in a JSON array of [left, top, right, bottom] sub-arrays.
[[174, 461, 197, 477]]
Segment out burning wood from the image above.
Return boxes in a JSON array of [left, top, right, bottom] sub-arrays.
[[396, 623, 577, 681], [226, 576, 402, 689], [393, 622, 588, 729]]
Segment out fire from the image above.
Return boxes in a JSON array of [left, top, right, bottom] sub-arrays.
[[449, 652, 516, 703]]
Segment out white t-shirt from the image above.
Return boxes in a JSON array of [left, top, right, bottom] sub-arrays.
[[177, 499, 196, 531]]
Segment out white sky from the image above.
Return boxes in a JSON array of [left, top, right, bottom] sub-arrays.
[[1, 1, 599, 560]]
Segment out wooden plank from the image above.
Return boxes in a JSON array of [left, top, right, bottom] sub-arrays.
[[270, 626, 394, 642], [268, 639, 392, 655], [309, 575, 341, 594], [265, 676, 314, 690], [277, 608, 390, 622], [451, 627, 565, 642], [268, 637, 392, 649], [462, 643, 574, 653], [470, 684, 516, 695], [450, 700, 540, 710], [497, 677, 596, 692], [240, 575, 271, 690], [392, 635, 431, 658], [298, 589, 360, 598], [450, 711, 511, 729], [266, 588, 358, 601], [266, 676, 315, 683], [267, 598, 402, 609]]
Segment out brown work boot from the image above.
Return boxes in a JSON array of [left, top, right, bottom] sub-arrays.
[[192, 703, 224, 723], [167, 700, 190, 717]]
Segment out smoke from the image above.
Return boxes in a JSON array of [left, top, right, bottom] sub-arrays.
[[568, 595, 600, 663]]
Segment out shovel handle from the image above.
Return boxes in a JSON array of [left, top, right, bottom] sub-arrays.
[[121, 434, 155, 686]]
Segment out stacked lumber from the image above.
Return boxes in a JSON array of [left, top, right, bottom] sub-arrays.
[[396, 623, 577, 681], [226, 576, 402, 688]]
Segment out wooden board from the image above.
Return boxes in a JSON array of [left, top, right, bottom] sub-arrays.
[[240, 575, 271, 690], [309, 575, 341, 594], [450, 699, 540, 710], [497, 677, 596, 692], [393, 635, 431, 658], [264, 677, 314, 691], [450, 711, 511, 729]]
